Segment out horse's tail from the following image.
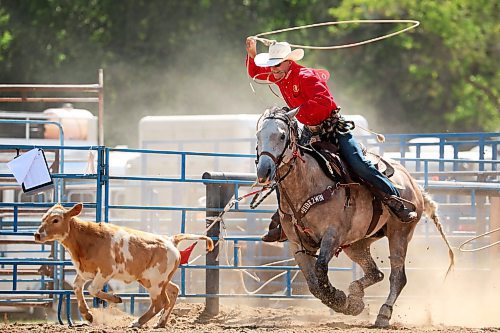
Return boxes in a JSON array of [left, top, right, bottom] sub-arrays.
[[422, 191, 455, 278]]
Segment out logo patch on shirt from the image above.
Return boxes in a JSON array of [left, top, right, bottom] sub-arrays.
[[293, 85, 299, 93]]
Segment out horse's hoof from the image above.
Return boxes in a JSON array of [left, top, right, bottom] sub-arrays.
[[344, 295, 365, 316], [374, 304, 392, 327], [374, 315, 390, 328]]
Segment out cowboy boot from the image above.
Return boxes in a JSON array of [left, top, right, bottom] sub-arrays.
[[383, 195, 418, 223], [261, 210, 287, 242]]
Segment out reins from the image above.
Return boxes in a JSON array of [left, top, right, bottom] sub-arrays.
[[256, 109, 339, 257]]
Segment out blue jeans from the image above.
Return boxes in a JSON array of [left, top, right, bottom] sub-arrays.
[[336, 131, 400, 197]]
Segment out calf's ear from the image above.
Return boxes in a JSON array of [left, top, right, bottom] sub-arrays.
[[68, 203, 83, 217]]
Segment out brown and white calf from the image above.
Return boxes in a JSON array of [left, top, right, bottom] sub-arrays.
[[34, 203, 214, 328]]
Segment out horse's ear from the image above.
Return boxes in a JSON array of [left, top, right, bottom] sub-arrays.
[[286, 107, 299, 119]]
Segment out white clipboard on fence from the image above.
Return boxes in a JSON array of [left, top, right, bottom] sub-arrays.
[[7, 148, 54, 194]]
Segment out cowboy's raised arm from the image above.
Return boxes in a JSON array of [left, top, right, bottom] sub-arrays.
[[246, 37, 257, 58], [245, 37, 268, 79]]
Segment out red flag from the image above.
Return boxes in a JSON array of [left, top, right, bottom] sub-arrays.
[[179, 242, 198, 265]]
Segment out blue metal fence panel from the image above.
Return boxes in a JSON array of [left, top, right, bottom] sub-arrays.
[[0, 132, 498, 323]]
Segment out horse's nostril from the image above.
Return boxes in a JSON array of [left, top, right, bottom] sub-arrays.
[[34, 233, 40, 241]]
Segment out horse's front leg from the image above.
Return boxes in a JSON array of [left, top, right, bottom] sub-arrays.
[[289, 242, 322, 299], [281, 215, 322, 299], [315, 226, 347, 313]]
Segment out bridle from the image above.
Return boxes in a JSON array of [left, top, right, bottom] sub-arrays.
[[255, 109, 321, 255], [255, 109, 299, 174]]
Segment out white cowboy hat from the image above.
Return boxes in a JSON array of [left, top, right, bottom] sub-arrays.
[[254, 41, 304, 67]]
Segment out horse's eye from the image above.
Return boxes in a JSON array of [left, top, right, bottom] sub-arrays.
[[52, 217, 60, 224], [280, 133, 286, 140]]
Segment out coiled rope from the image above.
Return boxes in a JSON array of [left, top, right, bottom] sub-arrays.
[[458, 227, 500, 252], [248, 20, 419, 140]]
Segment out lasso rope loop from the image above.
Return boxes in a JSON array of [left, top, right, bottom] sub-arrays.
[[254, 19, 420, 50], [249, 19, 420, 88], [458, 227, 500, 252]]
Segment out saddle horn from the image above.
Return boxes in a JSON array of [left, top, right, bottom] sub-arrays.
[[286, 107, 300, 119]]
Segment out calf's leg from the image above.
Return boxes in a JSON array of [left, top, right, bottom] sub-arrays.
[[87, 272, 122, 303], [130, 280, 166, 328], [154, 282, 180, 328], [74, 275, 93, 322]]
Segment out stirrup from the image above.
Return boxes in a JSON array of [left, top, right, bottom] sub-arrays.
[[384, 195, 418, 223]]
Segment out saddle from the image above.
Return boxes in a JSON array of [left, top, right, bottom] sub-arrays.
[[306, 141, 396, 183], [303, 141, 398, 237]]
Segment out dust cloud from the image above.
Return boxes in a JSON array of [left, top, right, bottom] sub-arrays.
[[389, 243, 500, 328]]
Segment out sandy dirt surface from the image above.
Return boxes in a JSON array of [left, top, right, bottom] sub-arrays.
[[2, 231, 498, 333], [1, 302, 499, 333]]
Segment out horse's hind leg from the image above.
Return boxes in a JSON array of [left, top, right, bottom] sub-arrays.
[[375, 224, 413, 328], [342, 235, 385, 316]]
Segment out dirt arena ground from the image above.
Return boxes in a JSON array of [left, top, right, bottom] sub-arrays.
[[2, 234, 498, 332], [1, 298, 499, 333], [2, 262, 500, 333], [0, 304, 496, 333]]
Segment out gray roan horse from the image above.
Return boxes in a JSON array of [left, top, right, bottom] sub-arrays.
[[255, 107, 454, 327]]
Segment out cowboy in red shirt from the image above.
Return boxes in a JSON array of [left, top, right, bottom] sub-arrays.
[[246, 38, 417, 242]]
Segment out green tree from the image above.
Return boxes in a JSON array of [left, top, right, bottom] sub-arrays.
[[329, 0, 499, 132], [0, 0, 497, 146]]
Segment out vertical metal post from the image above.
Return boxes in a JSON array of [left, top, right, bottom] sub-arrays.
[[98, 69, 104, 146], [13, 206, 18, 232], [202, 172, 235, 316], [104, 148, 110, 223], [286, 270, 292, 297], [96, 146, 105, 223], [12, 265, 17, 290], [439, 137, 445, 172]]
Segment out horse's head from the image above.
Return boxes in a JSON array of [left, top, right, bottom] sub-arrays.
[[255, 106, 299, 184]]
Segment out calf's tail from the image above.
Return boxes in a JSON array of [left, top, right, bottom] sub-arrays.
[[422, 191, 455, 277], [172, 234, 215, 252]]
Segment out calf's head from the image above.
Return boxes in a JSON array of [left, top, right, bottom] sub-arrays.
[[34, 203, 83, 243]]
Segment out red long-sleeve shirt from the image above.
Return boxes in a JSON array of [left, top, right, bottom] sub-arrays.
[[246, 56, 338, 126]]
